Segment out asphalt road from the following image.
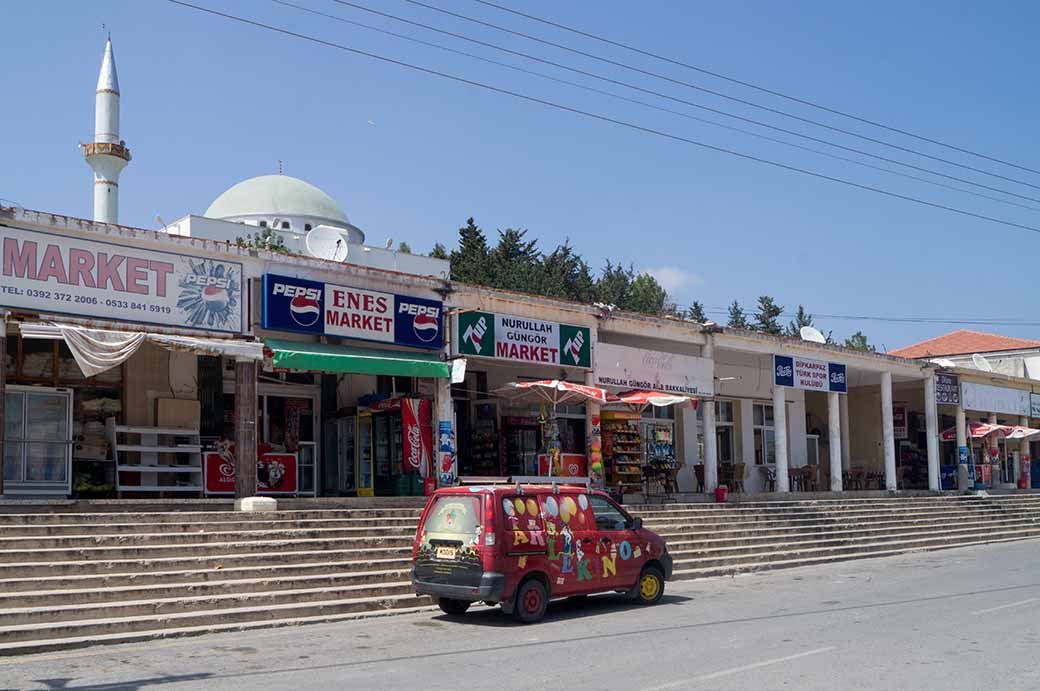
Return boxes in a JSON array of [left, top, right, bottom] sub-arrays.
[[4, 540, 1040, 691]]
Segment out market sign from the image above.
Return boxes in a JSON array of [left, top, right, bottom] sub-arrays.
[[593, 342, 713, 397], [935, 373, 960, 405], [455, 311, 591, 368], [773, 355, 847, 394], [960, 381, 1029, 416], [261, 274, 443, 350], [0, 225, 243, 333]]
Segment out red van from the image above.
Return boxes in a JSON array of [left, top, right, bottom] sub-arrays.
[[411, 484, 672, 623]]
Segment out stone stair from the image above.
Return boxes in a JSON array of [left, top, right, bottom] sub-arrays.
[[1, 495, 1039, 655]]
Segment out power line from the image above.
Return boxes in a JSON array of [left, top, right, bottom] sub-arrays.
[[325, 0, 1040, 206], [403, 0, 1040, 193], [165, 0, 1040, 239], [272, 0, 1040, 215], [696, 308, 1040, 328], [473, 0, 1040, 179]]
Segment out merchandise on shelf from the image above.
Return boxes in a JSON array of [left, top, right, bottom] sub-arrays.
[[642, 420, 678, 495], [601, 410, 643, 495]]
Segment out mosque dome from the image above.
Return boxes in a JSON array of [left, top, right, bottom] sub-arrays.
[[205, 175, 363, 243]]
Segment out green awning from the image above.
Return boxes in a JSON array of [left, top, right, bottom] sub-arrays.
[[265, 339, 450, 378]]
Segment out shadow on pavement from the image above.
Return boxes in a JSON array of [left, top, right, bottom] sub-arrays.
[[7, 673, 213, 691], [436, 593, 693, 627]]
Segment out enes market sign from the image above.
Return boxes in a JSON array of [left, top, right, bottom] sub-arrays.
[[261, 274, 443, 349], [455, 311, 591, 368], [0, 225, 243, 333]]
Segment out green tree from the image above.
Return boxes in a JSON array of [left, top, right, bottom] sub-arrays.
[[626, 273, 668, 314], [449, 218, 490, 284], [235, 226, 289, 254], [540, 241, 595, 303], [595, 261, 634, 307], [844, 331, 876, 352], [753, 295, 784, 335], [727, 300, 749, 329], [686, 301, 706, 323], [488, 228, 542, 293], [429, 243, 448, 259], [398, 242, 412, 254], [786, 304, 814, 336]]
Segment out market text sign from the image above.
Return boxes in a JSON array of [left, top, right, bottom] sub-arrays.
[[594, 342, 714, 396], [774, 355, 847, 394], [935, 373, 960, 405], [262, 274, 442, 349], [456, 311, 591, 368], [0, 225, 243, 332]]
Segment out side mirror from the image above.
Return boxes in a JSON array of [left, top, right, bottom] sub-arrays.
[[631, 517, 643, 530]]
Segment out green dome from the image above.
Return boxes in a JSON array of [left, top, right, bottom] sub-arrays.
[[205, 175, 350, 226]]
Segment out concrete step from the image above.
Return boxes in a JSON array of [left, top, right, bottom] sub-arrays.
[[0, 567, 414, 609], [0, 556, 414, 593], [0, 591, 435, 645], [0, 535, 416, 564], [0, 508, 425, 525], [0, 545, 414, 579], [0, 516, 421, 537], [0, 580, 421, 627], [0, 525, 419, 550]]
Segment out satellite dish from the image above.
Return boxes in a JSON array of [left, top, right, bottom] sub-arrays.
[[931, 358, 957, 368], [800, 326, 826, 343], [305, 226, 349, 261], [971, 353, 994, 372]]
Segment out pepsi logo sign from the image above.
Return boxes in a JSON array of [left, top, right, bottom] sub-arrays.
[[289, 295, 321, 326], [400, 301, 440, 343], [184, 274, 232, 289]]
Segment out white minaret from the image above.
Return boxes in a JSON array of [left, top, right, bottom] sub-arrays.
[[83, 37, 131, 224]]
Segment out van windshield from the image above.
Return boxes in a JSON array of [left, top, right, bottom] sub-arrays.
[[424, 495, 481, 537]]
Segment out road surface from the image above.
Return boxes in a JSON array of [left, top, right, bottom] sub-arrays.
[[3, 539, 1039, 690]]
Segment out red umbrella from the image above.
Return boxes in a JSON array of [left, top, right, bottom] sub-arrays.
[[939, 422, 1012, 442], [613, 389, 697, 409], [495, 379, 613, 406]]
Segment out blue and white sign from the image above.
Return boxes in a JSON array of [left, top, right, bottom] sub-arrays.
[[261, 274, 443, 350], [774, 354, 847, 394]]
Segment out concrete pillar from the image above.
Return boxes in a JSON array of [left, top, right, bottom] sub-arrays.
[[676, 405, 699, 492], [828, 392, 842, 492], [881, 371, 897, 491], [0, 314, 6, 497], [840, 393, 851, 472], [774, 385, 789, 492], [703, 400, 718, 494], [956, 405, 970, 490], [924, 372, 940, 491], [435, 375, 456, 485], [1020, 415, 1031, 490], [234, 359, 258, 502], [739, 398, 755, 489]]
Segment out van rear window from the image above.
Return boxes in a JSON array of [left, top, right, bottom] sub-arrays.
[[424, 495, 481, 536]]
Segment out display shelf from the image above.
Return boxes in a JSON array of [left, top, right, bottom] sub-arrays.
[[108, 418, 203, 496], [117, 465, 202, 473]]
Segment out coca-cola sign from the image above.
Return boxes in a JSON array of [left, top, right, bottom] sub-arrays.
[[400, 398, 432, 475]]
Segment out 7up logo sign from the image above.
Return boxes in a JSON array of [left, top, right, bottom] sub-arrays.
[[559, 324, 591, 368], [458, 311, 494, 356]]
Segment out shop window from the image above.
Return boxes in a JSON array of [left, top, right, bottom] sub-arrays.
[[259, 221, 268, 228], [696, 400, 734, 422], [642, 405, 675, 420], [753, 403, 775, 465], [281, 221, 290, 230]]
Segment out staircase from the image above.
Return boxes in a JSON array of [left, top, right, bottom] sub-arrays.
[[1, 495, 1040, 655]]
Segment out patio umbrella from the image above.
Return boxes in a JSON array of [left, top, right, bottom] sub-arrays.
[[939, 422, 1012, 442], [493, 380, 612, 476], [1004, 425, 1040, 441], [612, 389, 697, 410]]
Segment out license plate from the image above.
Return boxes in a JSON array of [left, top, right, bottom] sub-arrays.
[[436, 546, 457, 560]]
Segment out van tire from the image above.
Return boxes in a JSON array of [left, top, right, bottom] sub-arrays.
[[630, 566, 665, 605], [512, 579, 549, 624], [437, 598, 471, 616]]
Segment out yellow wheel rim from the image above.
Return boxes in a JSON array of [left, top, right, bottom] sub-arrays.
[[639, 574, 660, 600]]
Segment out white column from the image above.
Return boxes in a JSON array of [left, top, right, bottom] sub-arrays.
[[740, 398, 756, 490], [773, 385, 789, 492], [924, 372, 940, 491], [989, 413, 1000, 486], [881, 371, 897, 491], [840, 393, 851, 471], [676, 405, 699, 492], [703, 400, 718, 493], [956, 405, 970, 490], [828, 391, 842, 492], [1020, 415, 1031, 490]]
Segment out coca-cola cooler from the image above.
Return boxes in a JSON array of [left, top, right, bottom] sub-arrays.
[[368, 398, 432, 496]]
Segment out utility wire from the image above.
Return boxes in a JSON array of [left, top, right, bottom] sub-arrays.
[[165, 0, 1040, 239], [272, 0, 1040, 215], [694, 308, 1040, 328], [473, 0, 1040, 178], [327, 0, 1040, 207], [404, 0, 1040, 192]]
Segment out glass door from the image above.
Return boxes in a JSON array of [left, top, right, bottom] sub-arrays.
[[356, 413, 373, 496], [4, 387, 72, 495], [338, 416, 356, 494], [260, 393, 317, 495], [373, 414, 392, 496]]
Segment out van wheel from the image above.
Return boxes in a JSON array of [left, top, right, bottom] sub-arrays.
[[437, 598, 471, 616], [513, 579, 549, 623], [632, 566, 665, 605]]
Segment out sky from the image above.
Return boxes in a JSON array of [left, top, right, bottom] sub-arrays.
[[2, 0, 1039, 352]]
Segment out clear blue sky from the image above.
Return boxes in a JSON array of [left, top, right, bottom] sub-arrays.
[[3, 0, 1039, 351]]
